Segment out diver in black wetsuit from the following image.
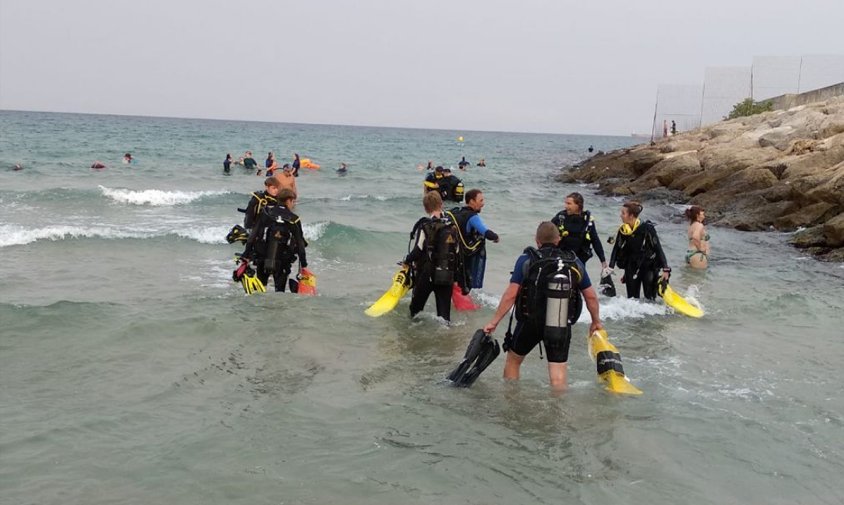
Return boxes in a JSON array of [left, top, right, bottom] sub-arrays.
[[550, 192, 607, 269], [242, 188, 308, 292], [608, 201, 670, 300]]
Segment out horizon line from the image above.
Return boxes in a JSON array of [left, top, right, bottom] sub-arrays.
[[0, 107, 632, 139]]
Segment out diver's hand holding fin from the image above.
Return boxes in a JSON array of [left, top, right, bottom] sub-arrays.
[[447, 329, 501, 388], [232, 259, 249, 282], [587, 329, 642, 395]]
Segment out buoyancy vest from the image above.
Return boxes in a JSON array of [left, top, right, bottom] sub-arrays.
[[259, 205, 300, 272], [411, 216, 459, 285], [244, 191, 279, 230], [613, 219, 660, 270], [552, 210, 594, 261], [515, 246, 583, 328], [446, 206, 484, 255]]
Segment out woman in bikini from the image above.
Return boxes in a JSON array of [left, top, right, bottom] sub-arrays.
[[685, 206, 710, 269]]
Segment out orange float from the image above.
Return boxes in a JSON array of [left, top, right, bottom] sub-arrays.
[[301, 158, 320, 170]]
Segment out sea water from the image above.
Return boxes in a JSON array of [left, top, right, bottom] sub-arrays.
[[1, 110, 842, 505]]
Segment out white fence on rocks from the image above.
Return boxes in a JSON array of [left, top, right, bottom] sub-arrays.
[[650, 54, 844, 138]]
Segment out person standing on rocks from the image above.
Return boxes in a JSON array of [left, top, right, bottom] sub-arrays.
[[685, 206, 709, 269], [608, 201, 670, 300]]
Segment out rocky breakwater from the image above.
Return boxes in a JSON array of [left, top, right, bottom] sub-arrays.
[[560, 96, 844, 261]]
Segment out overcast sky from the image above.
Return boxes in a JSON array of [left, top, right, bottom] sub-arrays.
[[1, 0, 842, 135]]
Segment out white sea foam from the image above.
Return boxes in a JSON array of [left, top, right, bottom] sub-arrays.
[[303, 221, 329, 241], [575, 295, 668, 323], [339, 194, 388, 202], [99, 185, 227, 206], [0, 224, 149, 247], [175, 226, 232, 244]]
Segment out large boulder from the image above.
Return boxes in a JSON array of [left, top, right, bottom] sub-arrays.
[[823, 212, 844, 247], [558, 94, 844, 261]]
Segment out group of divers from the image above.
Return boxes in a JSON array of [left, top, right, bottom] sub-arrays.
[[224, 160, 711, 393]]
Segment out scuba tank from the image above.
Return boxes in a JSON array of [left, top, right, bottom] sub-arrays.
[[430, 220, 457, 286], [263, 232, 279, 273], [543, 260, 573, 343]]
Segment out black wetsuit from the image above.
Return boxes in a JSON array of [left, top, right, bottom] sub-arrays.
[[243, 205, 308, 292], [609, 221, 668, 300], [243, 191, 279, 230], [438, 175, 464, 203], [405, 215, 457, 321], [550, 210, 606, 264]]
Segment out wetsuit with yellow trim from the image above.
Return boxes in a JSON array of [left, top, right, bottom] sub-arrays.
[[609, 219, 668, 300], [446, 206, 498, 291], [550, 210, 606, 265], [242, 204, 308, 292], [423, 171, 443, 194], [243, 190, 279, 230], [438, 174, 465, 203]]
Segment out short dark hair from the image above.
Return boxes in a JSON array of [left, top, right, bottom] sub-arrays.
[[536, 222, 559, 244], [264, 177, 280, 187], [465, 189, 482, 203]]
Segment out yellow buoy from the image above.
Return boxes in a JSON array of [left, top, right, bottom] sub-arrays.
[[457, 136, 464, 142]]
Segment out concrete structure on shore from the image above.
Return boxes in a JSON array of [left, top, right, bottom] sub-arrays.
[[651, 54, 844, 139]]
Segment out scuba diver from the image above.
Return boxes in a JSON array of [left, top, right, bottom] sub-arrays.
[[482, 222, 603, 390], [240, 188, 308, 292], [243, 177, 281, 231], [337, 162, 348, 175], [403, 191, 459, 322], [445, 189, 499, 294], [608, 201, 670, 300], [438, 168, 465, 203], [458, 156, 470, 170], [223, 153, 233, 175], [550, 192, 608, 270], [423, 166, 445, 195]]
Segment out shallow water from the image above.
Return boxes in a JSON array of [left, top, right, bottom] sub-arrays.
[[1, 110, 843, 504]]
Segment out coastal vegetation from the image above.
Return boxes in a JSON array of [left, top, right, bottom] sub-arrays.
[[726, 98, 774, 120]]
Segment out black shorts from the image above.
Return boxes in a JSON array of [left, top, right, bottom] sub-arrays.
[[508, 321, 571, 363]]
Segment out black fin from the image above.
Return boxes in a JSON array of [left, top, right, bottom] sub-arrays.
[[447, 329, 486, 382], [456, 337, 500, 387], [288, 278, 299, 293], [599, 274, 616, 297]]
